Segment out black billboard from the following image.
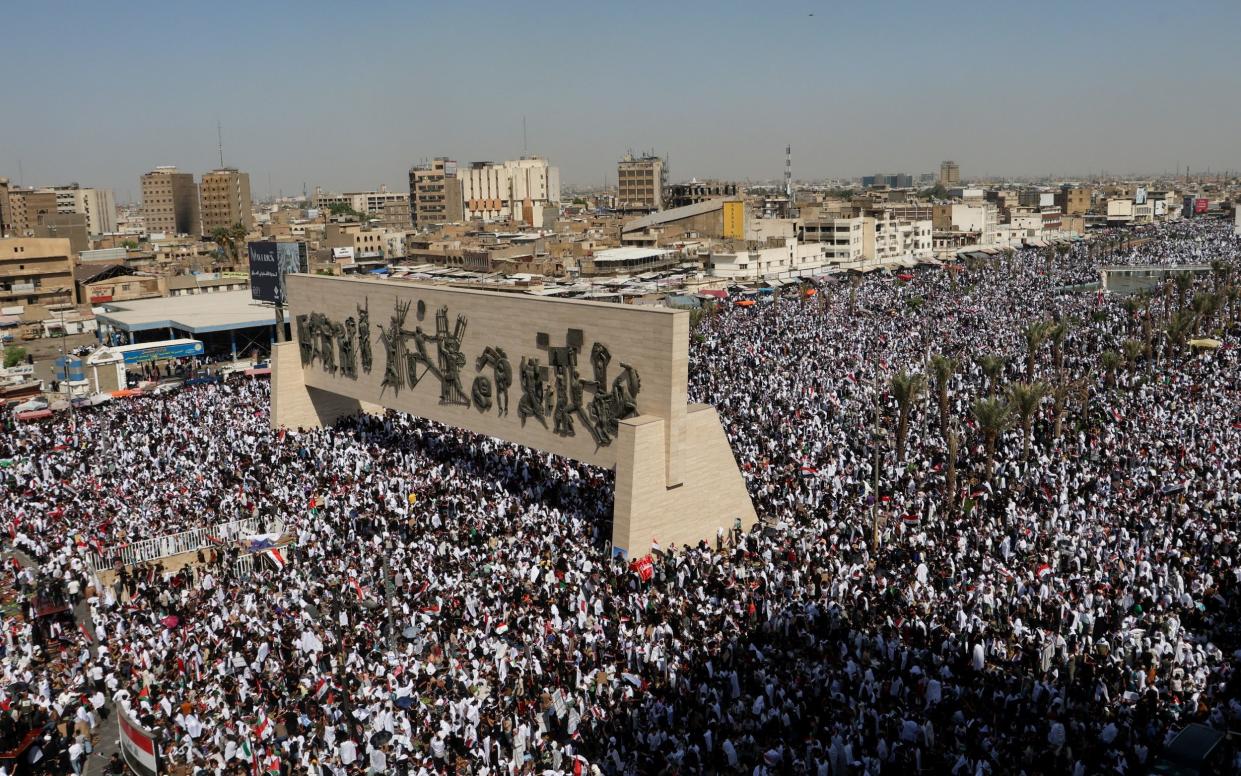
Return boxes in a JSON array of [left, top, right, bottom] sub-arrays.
[[248, 241, 308, 304]]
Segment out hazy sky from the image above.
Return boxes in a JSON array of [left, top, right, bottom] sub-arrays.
[[3, 1, 1238, 199]]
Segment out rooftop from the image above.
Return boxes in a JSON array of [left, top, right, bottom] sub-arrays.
[[96, 290, 275, 334]]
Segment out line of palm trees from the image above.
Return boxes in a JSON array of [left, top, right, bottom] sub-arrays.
[[880, 261, 1236, 524]]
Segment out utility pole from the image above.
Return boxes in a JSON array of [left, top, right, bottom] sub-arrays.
[[871, 378, 883, 552], [59, 307, 76, 443]]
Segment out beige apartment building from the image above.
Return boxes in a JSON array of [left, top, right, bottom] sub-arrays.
[[0, 237, 76, 305], [409, 158, 464, 228], [617, 154, 666, 212], [199, 167, 253, 234], [4, 188, 58, 236], [939, 160, 961, 187], [141, 167, 201, 236], [1057, 186, 1091, 215], [52, 185, 117, 235]]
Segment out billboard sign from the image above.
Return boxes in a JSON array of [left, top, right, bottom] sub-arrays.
[[1134, 187, 1147, 205], [1194, 198, 1209, 215], [249, 241, 308, 304], [1154, 200, 1167, 216], [118, 705, 159, 776]]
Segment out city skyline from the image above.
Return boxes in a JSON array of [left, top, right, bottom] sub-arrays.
[[4, 1, 1239, 197]]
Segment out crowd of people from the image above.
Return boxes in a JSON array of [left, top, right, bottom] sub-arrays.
[[0, 219, 1238, 774]]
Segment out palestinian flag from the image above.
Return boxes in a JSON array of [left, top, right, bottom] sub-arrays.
[[1036, 563, 1052, 579]]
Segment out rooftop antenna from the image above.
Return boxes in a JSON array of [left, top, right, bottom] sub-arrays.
[[785, 144, 792, 199], [217, 120, 225, 168], [522, 115, 528, 156]]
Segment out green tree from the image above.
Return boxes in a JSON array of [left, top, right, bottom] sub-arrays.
[[328, 202, 366, 221], [1007, 381, 1048, 462], [889, 371, 925, 463], [943, 423, 960, 517], [971, 397, 1010, 481], [1122, 339, 1144, 372], [1022, 321, 1051, 379], [1047, 322, 1070, 375], [930, 354, 957, 439], [1100, 350, 1123, 388], [3, 347, 27, 368], [975, 354, 1006, 397]]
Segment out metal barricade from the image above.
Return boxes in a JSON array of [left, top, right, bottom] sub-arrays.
[[87, 516, 286, 571]]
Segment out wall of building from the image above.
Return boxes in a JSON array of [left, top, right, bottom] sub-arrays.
[[0, 237, 76, 305]]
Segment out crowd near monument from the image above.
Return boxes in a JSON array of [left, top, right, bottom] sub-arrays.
[[0, 220, 1238, 774]]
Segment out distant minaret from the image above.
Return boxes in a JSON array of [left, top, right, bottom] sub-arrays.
[[784, 144, 793, 199]]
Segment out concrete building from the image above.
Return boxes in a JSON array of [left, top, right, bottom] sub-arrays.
[[4, 188, 58, 236], [1057, 186, 1091, 215], [52, 185, 117, 235], [704, 239, 831, 281], [32, 213, 90, 255], [0, 237, 76, 306], [198, 168, 253, 234], [409, 158, 464, 228], [457, 157, 560, 226], [0, 177, 10, 236], [933, 202, 999, 246], [798, 217, 867, 263], [939, 160, 961, 187], [617, 154, 666, 212], [141, 167, 201, 236], [313, 187, 410, 223], [666, 181, 739, 209]]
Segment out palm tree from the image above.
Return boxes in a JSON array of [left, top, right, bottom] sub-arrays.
[[889, 371, 925, 463], [971, 397, 1010, 481], [1100, 350, 1123, 388], [1174, 272, 1193, 311], [210, 226, 232, 262], [976, 354, 1005, 397], [1050, 379, 1072, 441], [930, 354, 957, 438], [944, 423, 960, 517], [1165, 310, 1196, 355], [1047, 323, 1070, 375], [848, 274, 861, 315], [1122, 339, 1144, 373], [1007, 382, 1048, 462], [1023, 321, 1051, 379]]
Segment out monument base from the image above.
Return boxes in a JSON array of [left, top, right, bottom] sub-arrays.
[[271, 341, 363, 430], [611, 404, 756, 557], [272, 341, 758, 553]]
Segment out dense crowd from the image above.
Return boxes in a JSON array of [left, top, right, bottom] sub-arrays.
[[0, 220, 1238, 774]]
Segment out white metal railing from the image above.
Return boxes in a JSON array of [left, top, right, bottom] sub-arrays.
[[87, 517, 285, 572]]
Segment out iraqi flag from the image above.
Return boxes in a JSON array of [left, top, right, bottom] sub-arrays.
[[1036, 563, 1052, 580], [901, 514, 920, 526], [261, 548, 287, 571], [348, 578, 366, 600], [494, 622, 510, 635]]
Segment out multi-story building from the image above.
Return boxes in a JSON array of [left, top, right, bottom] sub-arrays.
[[932, 201, 999, 249], [51, 184, 117, 235], [704, 239, 831, 280], [313, 187, 410, 221], [666, 181, 740, 209], [198, 167, 253, 234], [798, 217, 867, 262], [458, 157, 560, 225], [141, 167, 201, 236], [0, 237, 76, 305], [617, 154, 666, 212], [1056, 186, 1091, 215], [0, 177, 11, 236], [939, 160, 961, 187], [409, 158, 464, 228], [4, 188, 58, 236]]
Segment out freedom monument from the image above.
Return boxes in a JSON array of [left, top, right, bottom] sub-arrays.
[[271, 274, 755, 556]]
